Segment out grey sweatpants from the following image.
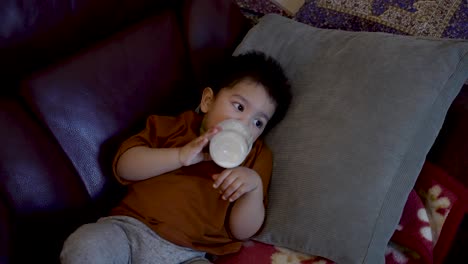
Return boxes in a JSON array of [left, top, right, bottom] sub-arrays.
[[60, 215, 208, 264]]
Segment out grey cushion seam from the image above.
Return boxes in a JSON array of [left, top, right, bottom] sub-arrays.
[[440, 50, 468, 88]]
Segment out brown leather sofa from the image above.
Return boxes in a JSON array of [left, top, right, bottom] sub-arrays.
[[0, 0, 249, 263], [1, 0, 467, 263]]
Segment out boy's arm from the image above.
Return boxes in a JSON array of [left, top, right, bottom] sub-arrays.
[[117, 127, 219, 181], [212, 145, 272, 240], [116, 146, 183, 181], [229, 176, 265, 240]]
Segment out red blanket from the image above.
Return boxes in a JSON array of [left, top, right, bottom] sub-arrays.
[[213, 162, 468, 264]]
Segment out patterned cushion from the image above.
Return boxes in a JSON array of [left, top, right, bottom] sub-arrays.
[[236, 0, 468, 39]]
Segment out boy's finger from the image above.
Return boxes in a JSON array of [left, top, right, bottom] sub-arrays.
[[203, 126, 221, 140], [192, 137, 208, 151], [212, 169, 232, 188], [219, 173, 239, 192], [199, 137, 209, 148], [221, 179, 242, 200], [227, 187, 246, 202]]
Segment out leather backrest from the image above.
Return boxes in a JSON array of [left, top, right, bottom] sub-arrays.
[[182, 0, 250, 86], [0, 1, 249, 262], [0, 98, 92, 262], [0, 0, 183, 93], [0, 98, 89, 214], [20, 10, 190, 201]]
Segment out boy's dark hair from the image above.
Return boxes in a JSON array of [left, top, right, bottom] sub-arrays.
[[208, 51, 292, 134]]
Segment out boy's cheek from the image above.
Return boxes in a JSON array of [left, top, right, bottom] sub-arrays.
[[250, 131, 262, 142]]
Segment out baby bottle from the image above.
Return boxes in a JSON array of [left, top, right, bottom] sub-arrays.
[[209, 119, 254, 168]]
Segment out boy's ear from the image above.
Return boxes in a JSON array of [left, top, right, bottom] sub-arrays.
[[200, 87, 214, 113]]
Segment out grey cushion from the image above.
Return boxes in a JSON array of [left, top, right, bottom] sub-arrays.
[[233, 14, 468, 264]]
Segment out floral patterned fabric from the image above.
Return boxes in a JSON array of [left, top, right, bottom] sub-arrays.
[[212, 162, 468, 264]]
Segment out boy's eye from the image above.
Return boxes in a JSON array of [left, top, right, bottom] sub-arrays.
[[233, 103, 244, 112], [254, 119, 264, 129]]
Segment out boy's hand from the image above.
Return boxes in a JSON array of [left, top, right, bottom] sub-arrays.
[[178, 127, 219, 167], [212, 167, 262, 202]]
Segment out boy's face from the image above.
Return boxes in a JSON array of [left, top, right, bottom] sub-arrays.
[[200, 79, 276, 142]]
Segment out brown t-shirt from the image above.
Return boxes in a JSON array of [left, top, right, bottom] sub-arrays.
[[110, 111, 272, 255]]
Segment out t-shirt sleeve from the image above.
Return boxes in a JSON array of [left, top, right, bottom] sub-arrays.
[[112, 114, 188, 185]]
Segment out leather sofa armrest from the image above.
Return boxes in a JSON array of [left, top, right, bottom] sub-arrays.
[[428, 84, 468, 188]]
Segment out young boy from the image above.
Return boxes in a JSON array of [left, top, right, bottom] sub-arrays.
[[60, 51, 291, 264]]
